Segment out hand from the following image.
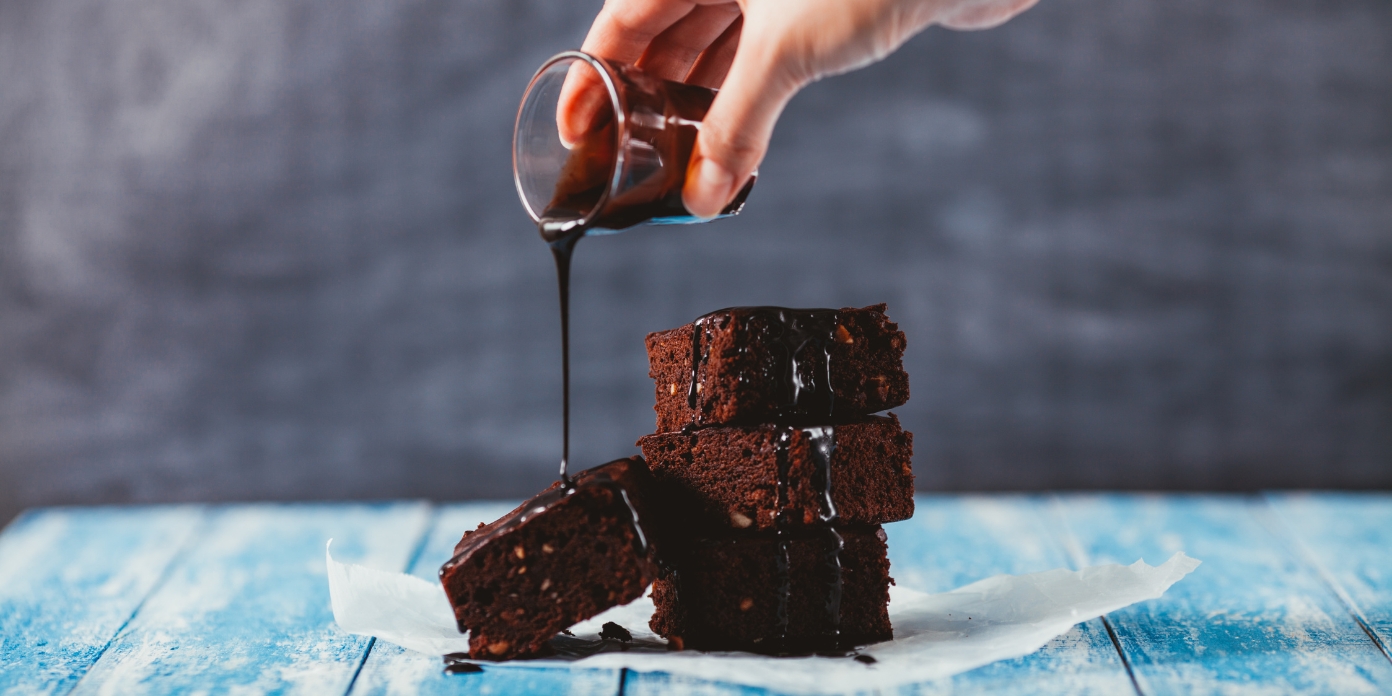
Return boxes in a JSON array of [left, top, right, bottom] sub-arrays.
[[576, 0, 1040, 218]]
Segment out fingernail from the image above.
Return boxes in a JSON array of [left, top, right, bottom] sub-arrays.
[[685, 158, 735, 219]]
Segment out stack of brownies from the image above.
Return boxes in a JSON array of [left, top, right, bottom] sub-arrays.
[[638, 303, 917, 652], [437, 303, 916, 660]]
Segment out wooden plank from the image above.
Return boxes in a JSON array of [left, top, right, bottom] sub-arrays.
[[0, 506, 203, 695], [877, 495, 1133, 696], [621, 672, 769, 696], [1266, 492, 1392, 661], [69, 502, 431, 695], [1051, 494, 1392, 694], [623, 495, 1136, 696], [349, 501, 622, 696]]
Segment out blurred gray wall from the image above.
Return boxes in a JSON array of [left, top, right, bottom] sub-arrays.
[[2, 0, 1390, 524]]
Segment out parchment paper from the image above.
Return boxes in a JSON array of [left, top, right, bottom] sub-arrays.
[[327, 540, 1198, 693]]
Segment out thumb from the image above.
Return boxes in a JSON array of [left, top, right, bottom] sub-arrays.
[[683, 36, 804, 219]]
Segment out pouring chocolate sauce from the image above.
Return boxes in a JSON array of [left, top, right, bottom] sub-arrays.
[[516, 50, 754, 481]]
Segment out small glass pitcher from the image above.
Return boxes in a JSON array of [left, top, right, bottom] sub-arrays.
[[513, 50, 755, 242]]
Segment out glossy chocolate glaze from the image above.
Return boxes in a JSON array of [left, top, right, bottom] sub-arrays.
[[687, 307, 842, 421], [772, 428, 794, 642], [804, 425, 845, 644], [770, 424, 845, 650], [547, 232, 582, 482]]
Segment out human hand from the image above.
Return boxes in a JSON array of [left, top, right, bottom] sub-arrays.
[[573, 0, 1039, 218]]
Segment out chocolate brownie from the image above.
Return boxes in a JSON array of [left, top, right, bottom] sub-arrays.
[[439, 457, 664, 660], [646, 304, 910, 432], [637, 414, 914, 532], [649, 526, 893, 652]]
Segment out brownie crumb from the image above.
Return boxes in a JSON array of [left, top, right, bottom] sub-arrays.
[[600, 622, 633, 642], [854, 654, 877, 664]]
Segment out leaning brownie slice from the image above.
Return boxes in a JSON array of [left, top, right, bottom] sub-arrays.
[[439, 457, 663, 660], [638, 414, 914, 532], [646, 304, 909, 432], [650, 526, 893, 652]]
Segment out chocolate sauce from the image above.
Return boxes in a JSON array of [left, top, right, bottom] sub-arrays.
[[768, 423, 844, 652], [804, 425, 838, 523], [547, 232, 582, 482], [540, 65, 754, 236], [614, 484, 649, 552], [772, 428, 794, 644], [686, 308, 841, 424], [804, 425, 844, 644], [686, 319, 706, 410]]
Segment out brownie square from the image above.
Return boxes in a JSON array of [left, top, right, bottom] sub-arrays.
[[649, 526, 893, 652], [439, 457, 664, 660], [638, 414, 914, 532], [646, 304, 909, 432]]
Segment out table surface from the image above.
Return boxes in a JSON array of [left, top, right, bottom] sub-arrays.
[[1, 493, 1389, 695]]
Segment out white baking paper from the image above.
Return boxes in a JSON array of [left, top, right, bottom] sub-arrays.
[[327, 541, 1198, 693]]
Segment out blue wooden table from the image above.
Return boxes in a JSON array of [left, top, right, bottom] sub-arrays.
[[1, 494, 1389, 695]]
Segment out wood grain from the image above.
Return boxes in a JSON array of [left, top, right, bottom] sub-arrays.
[[6, 496, 1391, 694], [1051, 494, 1392, 694], [1266, 492, 1392, 662], [0, 506, 203, 695], [68, 503, 430, 695], [885, 495, 1135, 696]]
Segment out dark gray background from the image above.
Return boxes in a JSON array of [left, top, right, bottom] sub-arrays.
[[2, 0, 1390, 526]]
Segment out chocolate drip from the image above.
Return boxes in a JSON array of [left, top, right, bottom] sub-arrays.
[[772, 428, 795, 645], [686, 307, 842, 423], [804, 425, 838, 523], [547, 231, 583, 482], [614, 484, 648, 552], [803, 425, 844, 643], [687, 317, 705, 410], [822, 525, 845, 642], [768, 424, 844, 650]]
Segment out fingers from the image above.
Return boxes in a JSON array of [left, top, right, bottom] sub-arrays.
[[936, 0, 1042, 30], [683, 31, 804, 218], [636, 3, 742, 82], [581, 0, 699, 65], [556, 61, 614, 147], [685, 15, 741, 88], [561, 0, 710, 146]]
